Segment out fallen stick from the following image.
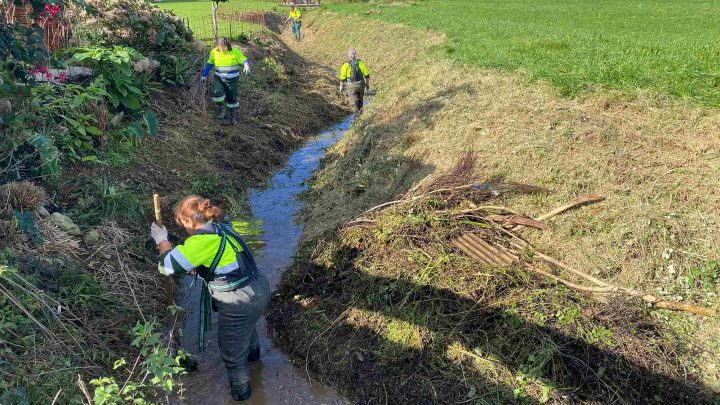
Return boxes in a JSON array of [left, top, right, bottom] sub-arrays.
[[153, 194, 174, 307], [511, 194, 606, 231], [536, 194, 606, 222]]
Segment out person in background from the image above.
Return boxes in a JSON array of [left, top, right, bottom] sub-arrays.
[[339, 48, 370, 115], [201, 37, 250, 125], [285, 3, 302, 41], [150, 196, 270, 402]]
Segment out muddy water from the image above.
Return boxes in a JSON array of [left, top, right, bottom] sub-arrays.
[[176, 115, 354, 405]]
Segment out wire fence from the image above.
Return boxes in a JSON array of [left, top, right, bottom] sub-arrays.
[[181, 5, 279, 42]]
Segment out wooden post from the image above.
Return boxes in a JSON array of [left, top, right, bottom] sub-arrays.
[[211, 1, 219, 43], [153, 194, 174, 306]]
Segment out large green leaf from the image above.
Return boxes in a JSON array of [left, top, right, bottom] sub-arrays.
[[119, 94, 141, 111], [13, 210, 42, 244], [143, 111, 159, 137], [29, 133, 60, 176]]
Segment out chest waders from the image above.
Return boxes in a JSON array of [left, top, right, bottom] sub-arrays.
[[198, 223, 257, 351]]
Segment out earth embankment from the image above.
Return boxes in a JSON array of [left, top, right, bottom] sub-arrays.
[[268, 11, 720, 404]]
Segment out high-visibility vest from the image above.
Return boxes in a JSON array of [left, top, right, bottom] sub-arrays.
[[339, 59, 369, 82], [207, 48, 248, 79]]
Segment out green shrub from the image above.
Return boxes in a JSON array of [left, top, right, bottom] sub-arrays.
[[65, 46, 152, 112], [32, 78, 107, 162], [80, 0, 194, 55]]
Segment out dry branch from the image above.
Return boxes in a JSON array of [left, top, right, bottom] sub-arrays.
[[512, 194, 606, 231], [453, 232, 716, 318]]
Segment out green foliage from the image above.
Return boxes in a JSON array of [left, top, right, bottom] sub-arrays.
[[28, 132, 61, 177], [13, 210, 42, 244], [65, 46, 149, 112], [67, 176, 145, 226], [158, 55, 191, 86], [90, 321, 187, 405], [685, 260, 720, 291], [32, 79, 107, 161], [0, 23, 48, 82], [81, 0, 194, 54]]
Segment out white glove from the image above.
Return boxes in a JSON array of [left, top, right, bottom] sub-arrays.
[[200, 76, 207, 82], [150, 222, 168, 245], [243, 64, 251, 75]]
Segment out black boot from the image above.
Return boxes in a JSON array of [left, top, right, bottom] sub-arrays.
[[216, 104, 226, 121], [227, 108, 237, 125], [248, 345, 260, 363], [230, 382, 251, 402]]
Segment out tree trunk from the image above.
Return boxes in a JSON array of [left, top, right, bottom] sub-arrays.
[[211, 2, 219, 43]]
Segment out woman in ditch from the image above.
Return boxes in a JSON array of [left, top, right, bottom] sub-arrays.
[[150, 196, 270, 402], [201, 37, 251, 125]]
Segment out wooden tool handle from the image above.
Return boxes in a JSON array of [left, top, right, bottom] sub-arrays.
[[152, 193, 173, 306], [153, 193, 162, 226]]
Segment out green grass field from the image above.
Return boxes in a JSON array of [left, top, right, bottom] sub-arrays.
[[158, 0, 281, 39], [323, 0, 720, 106]]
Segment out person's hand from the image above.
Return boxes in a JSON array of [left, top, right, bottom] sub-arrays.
[[200, 76, 207, 82], [243, 64, 251, 75], [150, 222, 168, 245]]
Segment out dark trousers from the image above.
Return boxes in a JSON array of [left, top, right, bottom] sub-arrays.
[[346, 81, 365, 113], [212, 75, 240, 108], [211, 272, 270, 388]]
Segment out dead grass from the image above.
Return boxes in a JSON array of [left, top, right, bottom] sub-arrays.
[[268, 11, 720, 402]]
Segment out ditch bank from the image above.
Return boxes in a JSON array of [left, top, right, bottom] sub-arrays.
[[267, 11, 720, 404], [0, 31, 348, 403]]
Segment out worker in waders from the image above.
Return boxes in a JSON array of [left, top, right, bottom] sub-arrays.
[[201, 37, 250, 125], [150, 196, 270, 402], [285, 3, 302, 41], [339, 48, 370, 115]]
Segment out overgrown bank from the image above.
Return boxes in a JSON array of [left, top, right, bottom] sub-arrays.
[[268, 12, 720, 404], [0, 3, 346, 401]]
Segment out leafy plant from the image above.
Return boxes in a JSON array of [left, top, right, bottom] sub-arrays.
[[80, 0, 193, 54], [90, 321, 187, 404], [158, 55, 191, 86], [65, 46, 149, 111], [28, 132, 61, 177], [13, 210, 42, 244], [32, 79, 107, 161]]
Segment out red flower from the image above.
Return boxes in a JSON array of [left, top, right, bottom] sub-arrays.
[[58, 73, 67, 82]]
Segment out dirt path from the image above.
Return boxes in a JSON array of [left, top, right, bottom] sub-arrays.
[[175, 116, 354, 404]]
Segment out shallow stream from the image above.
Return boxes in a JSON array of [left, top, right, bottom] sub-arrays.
[[176, 115, 354, 404]]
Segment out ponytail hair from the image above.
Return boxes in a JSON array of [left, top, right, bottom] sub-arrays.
[[175, 195, 223, 227]]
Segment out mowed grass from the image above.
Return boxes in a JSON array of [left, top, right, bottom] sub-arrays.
[[324, 0, 720, 106]]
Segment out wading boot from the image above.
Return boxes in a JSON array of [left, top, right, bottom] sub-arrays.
[[227, 108, 238, 125], [231, 384, 251, 402], [248, 345, 260, 363], [216, 105, 227, 121]]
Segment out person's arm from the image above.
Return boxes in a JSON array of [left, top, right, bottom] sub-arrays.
[[359, 60, 370, 89], [151, 223, 202, 276], [202, 50, 216, 81], [339, 64, 347, 93], [237, 51, 251, 74]]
